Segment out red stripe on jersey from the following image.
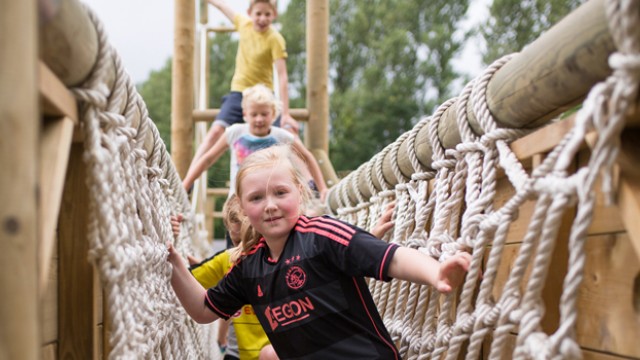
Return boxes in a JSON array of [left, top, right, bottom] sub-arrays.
[[300, 216, 356, 236], [298, 216, 355, 240], [379, 244, 397, 280], [205, 293, 231, 318], [351, 277, 399, 360], [295, 226, 350, 246]]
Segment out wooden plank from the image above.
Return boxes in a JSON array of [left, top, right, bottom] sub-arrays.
[[42, 246, 58, 344], [94, 271, 103, 360], [58, 143, 96, 359], [0, 0, 40, 358], [617, 129, 640, 258], [39, 116, 74, 293], [41, 343, 58, 360], [483, 333, 640, 359], [39, 62, 78, 121], [492, 175, 537, 244], [193, 108, 310, 122], [576, 234, 640, 358], [511, 117, 575, 160], [207, 187, 230, 197]]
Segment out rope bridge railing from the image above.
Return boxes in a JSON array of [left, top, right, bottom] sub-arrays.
[[68, 4, 218, 359], [326, 0, 639, 358]]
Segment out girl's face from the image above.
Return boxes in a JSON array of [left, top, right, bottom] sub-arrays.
[[244, 102, 274, 137], [248, 2, 276, 33], [239, 162, 301, 243]]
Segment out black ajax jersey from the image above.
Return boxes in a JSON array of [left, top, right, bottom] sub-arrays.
[[205, 215, 400, 359]]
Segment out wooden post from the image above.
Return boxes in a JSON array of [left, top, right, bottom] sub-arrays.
[[58, 144, 98, 359], [171, 0, 195, 178], [305, 0, 329, 153], [0, 0, 40, 358]]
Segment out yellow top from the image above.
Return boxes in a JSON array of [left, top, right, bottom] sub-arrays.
[[230, 14, 287, 92], [190, 250, 271, 360]]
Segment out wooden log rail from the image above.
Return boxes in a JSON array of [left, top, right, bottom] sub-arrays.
[[327, 0, 616, 212]]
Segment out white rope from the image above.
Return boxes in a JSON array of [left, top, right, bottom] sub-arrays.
[[71, 4, 216, 359], [331, 0, 638, 358]]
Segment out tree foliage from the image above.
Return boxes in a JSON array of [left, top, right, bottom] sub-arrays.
[[280, 0, 469, 171], [480, 0, 584, 64], [138, 59, 173, 152]]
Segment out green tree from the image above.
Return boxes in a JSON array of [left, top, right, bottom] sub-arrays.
[[480, 0, 584, 64], [280, 0, 469, 171], [138, 59, 173, 152]]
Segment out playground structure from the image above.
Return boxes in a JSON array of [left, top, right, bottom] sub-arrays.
[[1, 0, 639, 359]]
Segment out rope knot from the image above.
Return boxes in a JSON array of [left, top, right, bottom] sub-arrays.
[[72, 83, 110, 109], [609, 51, 640, 76]]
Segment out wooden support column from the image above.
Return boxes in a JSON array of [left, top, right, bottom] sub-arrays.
[[58, 144, 98, 359], [0, 0, 40, 359], [172, 0, 195, 178], [305, 0, 329, 153]]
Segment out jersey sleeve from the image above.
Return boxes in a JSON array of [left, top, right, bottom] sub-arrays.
[[301, 216, 399, 281], [204, 262, 247, 320]]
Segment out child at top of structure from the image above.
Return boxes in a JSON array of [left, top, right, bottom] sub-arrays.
[[182, 84, 328, 201], [168, 145, 472, 360], [187, 0, 299, 182]]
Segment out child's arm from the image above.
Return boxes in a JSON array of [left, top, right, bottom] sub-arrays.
[[291, 139, 328, 201], [274, 58, 299, 134], [167, 243, 220, 324], [388, 248, 471, 294], [207, 0, 236, 23], [182, 136, 229, 191]]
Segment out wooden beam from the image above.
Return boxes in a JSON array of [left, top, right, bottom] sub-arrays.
[[58, 144, 97, 359], [617, 129, 640, 259], [0, 0, 40, 358], [38, 116, 74, 294], [39, 61, 78, 121], [171, 0, 195, 178], [193, 108, 310, 122]]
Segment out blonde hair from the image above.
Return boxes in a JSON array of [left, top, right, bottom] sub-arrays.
[[229, 145, 313, 262], [222, 194, 242, 229], [249, 0, 277, 11], [241, 84, 281, 118]]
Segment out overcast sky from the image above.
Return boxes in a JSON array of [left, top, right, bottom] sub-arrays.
[[81, 0, 487, 85]]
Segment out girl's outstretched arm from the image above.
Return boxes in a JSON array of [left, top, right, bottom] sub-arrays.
[[167, 243, 220, 324], [388, 248, 471, 294]]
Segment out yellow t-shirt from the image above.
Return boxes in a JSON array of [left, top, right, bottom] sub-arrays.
[[190, 250, 270, 360], [230, 14, 287, 92]]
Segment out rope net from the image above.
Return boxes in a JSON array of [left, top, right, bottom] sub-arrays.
[[331, 0, 639, 358], [70, 4, 217, 359], [62, 0, 639, 357]]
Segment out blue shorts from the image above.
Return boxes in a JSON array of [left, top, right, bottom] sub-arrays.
[[212, 91, 282, 128], [212, 92, 244, 128]]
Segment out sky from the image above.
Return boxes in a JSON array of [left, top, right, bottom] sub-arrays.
[[81, 0, 488, 85]]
